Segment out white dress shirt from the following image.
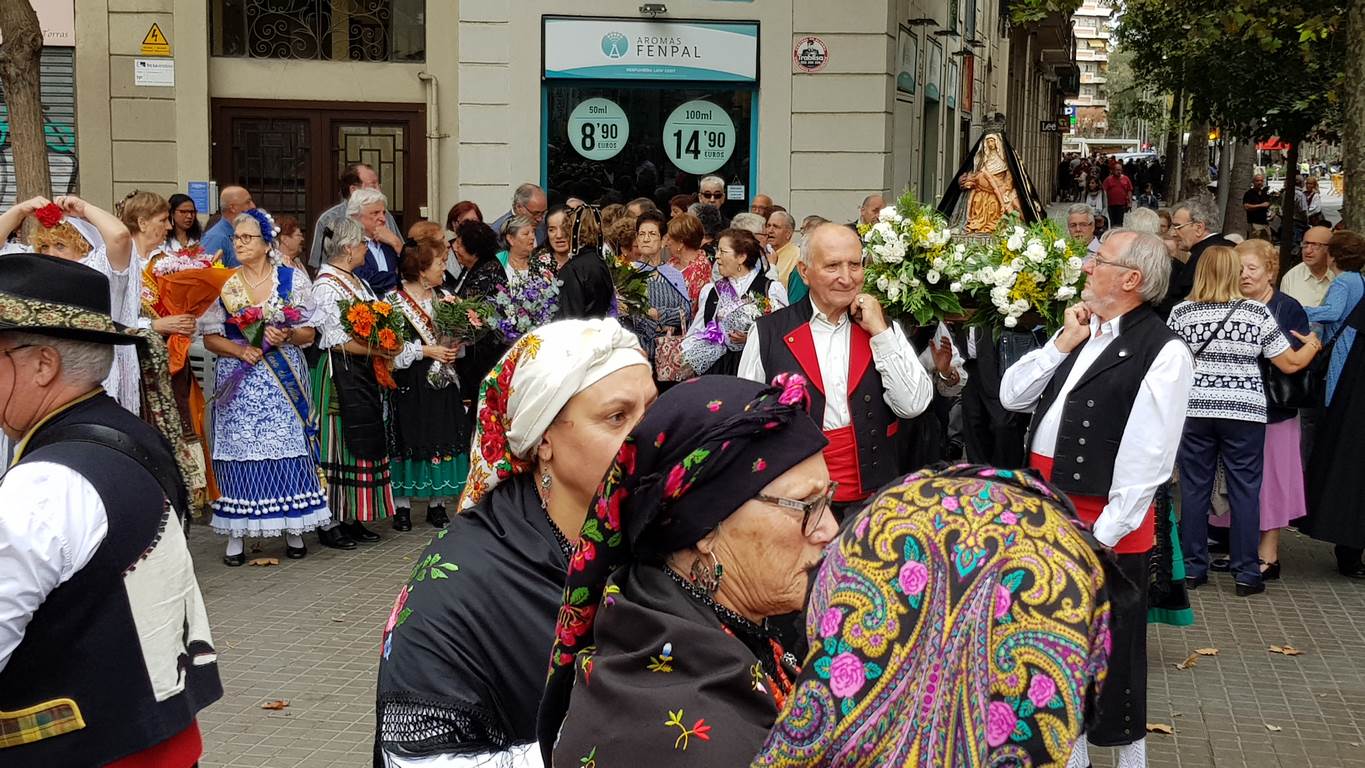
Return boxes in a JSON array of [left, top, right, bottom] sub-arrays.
[[368, 239, 392, 273], [683, 269, 790, 340], [737, 306, 934, 429], [999, 312, 1193, 547], [0, 462, 109, 672]]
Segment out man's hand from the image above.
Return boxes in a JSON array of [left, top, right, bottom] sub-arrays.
[[374, 227, 403, 251], [931, 336, 955, 375], [850, 293, 890, 336], [1054, 303, 1092, 354]]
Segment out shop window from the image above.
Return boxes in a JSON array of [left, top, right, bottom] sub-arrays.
[[210, 0, 425, 62]]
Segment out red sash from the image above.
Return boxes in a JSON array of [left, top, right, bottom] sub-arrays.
[[107, 720, 201, 768], [822, 426, 864, 502], [1029, 453, 1155, 554]]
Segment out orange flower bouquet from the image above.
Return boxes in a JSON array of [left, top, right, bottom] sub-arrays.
[[337, 298, 410, 389]]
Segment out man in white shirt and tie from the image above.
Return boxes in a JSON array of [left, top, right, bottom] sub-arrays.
[[738, 223, 935, 518], [1000, 229, 1194, 768]]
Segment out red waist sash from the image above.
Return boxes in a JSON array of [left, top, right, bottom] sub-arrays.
[[1029, 453, 1155, 554], [107, 720, 201, 768], [823, 426, 866, 503]]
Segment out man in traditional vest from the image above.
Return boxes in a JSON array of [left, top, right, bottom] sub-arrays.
[[0, 253, 221, 766], [1000, 229, 1194, 768], [738, 223, 934, 517]]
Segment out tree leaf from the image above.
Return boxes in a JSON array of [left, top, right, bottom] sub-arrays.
[[1195, 647, 1219, 656], [1146, 723, 1174, 735], [1265, 723, 1283, 732], [1175, 653, 1199, 670], [261, 700, 289, 710], [1268, 644, 1305, 656], [248, 557, 280, 567]]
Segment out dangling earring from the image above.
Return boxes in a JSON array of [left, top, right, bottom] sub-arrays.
[[540, 470, 552, 491], [535, 467, 553, 509], [689, 551, 724, 595]]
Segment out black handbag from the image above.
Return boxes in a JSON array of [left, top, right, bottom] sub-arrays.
[[1260, 356, 1318, 410]]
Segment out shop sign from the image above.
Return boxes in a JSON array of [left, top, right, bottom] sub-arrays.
[[792, 36, 828, 73], [544, 17, 758, 82], [567, 97, 631, 161], [1040, 120, 1061, 133], [662, 99, 736, 175]]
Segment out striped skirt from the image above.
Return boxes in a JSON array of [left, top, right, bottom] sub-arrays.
[[311, 353, 395, 523]]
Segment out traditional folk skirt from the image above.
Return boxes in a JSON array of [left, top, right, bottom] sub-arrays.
[[389, 357, 470, 502], [312, 350, 395, 523]]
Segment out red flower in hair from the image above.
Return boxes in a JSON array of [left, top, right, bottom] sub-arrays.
[[34, 203, 63, 229]]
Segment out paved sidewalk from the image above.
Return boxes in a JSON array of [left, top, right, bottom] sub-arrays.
[[191, 518, 1365, 767]]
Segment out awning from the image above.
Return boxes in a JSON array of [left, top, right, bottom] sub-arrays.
[[1257, 137, 1292, 151]]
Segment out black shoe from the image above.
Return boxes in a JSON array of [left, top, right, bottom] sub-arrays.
[[344, 520, 382, 543], [223, 552, 246, 567], [1186, 573, 1208, 590], [1235, 581, 1266, 597], [1339, 564, 1365, 579], [285, 544, 307, 559], [427, 504, 450, 529], [317, 525, 357, 550], [1210, 557, 1231, 572], [1261, 561, 1281, 581], [392, 508, 413, 532]]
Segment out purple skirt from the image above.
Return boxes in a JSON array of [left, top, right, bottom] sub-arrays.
[[1211, 416, 1305, 531]]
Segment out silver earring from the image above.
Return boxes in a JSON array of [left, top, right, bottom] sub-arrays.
[[689, 551, 724, 595], [540, 470, 552, 491]]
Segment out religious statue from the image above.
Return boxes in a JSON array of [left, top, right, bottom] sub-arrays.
[[959, 135, 1022, 233]]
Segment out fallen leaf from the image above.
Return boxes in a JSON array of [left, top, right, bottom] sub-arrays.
[[331, 617, 346, 623], [248, 558, 280, 567], [1195, 647, 1219, 656], [1146, 723, 1174, 735], [1175, 653, 1200, 670], [261, 700, 289, 710], [1350, 741, 1360, 747], [1268, 644, 1304, 656], [1265, 724, 1283, 732]]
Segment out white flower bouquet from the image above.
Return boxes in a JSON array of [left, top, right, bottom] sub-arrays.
[[862, 193, 969, 325], [955, 215, 1086, 332]]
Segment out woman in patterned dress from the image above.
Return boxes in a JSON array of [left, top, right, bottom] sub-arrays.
[[311, 217, 421, 543], [201, 209, 330, 564], [385, 222, 467, 532]]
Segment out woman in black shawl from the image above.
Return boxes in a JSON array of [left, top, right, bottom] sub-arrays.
[[374, 319, 655, 766], [554, 204, 616, 320], [537, 374, 837, 767], [450, 219, 508, 400]]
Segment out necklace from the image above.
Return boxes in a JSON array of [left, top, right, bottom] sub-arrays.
[[534, 478, 575, 559], [243, 266, 274, 289], [662, 565, 770, 637]]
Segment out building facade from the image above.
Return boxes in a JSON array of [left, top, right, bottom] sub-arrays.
[[1065, 0, 1111, 137], [14, 0, 1073, 230]]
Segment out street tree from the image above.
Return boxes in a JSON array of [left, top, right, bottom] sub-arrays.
[[0, 0, 50, 212]]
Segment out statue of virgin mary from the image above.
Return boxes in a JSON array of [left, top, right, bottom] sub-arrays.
[[937, 120, 1044, 233]]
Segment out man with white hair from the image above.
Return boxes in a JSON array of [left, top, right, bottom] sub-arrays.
[[491, 183, 548, 250], [765, 210, 799, 288], [1001, 229, 1194, 768], [1162, 198, 1233, 317], [309, 162, 400, 269], [349, 188, 403, 294], [1067, 202, 1101, 257], [697, 175, 726, 209], [0, 253, 221, 766]]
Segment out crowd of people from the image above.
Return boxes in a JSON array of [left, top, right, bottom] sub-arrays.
[[1, 151, 1364, 768]]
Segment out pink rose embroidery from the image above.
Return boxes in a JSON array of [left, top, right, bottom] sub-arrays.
[[707, 399, 723, 412], [1000, 511, 1019, 525], [986, 700, 1018, 747], [942, 496, 961, 512], [994, 584, 1012, 619], [819, 607, 843, 638], [1028, 674, 1057, 709], [828, 652, 866, 698], [898, 560, 929, 596]]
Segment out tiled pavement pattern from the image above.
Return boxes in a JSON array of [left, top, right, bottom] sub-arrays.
[[191, 517, 1365, 768]]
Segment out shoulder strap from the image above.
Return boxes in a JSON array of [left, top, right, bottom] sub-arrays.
[[1194, 300, 1244, 357], [27, 423, 188, 523]]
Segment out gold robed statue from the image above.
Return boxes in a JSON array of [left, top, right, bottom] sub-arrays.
[[959, 134, 1023, 233]]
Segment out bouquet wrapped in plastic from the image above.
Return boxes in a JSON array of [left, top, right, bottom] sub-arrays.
[[338, 298, 410, 388], [426, 295, 495, 389], [491, 277, 560, 343]]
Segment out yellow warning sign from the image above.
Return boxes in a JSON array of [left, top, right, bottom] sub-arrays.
[[140, 23, 171, 57]]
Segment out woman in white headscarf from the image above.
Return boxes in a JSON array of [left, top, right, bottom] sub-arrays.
[[375, 318, 655, 768]]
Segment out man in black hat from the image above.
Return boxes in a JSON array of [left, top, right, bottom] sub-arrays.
[[0, 253, 221, 766]]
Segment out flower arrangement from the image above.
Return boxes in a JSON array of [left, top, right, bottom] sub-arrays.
[[215, 292, 308, 404], [338, 298, 410, 388], [861, 193, 967, 325], [955, 216, 1086, 331], [151, 244, 215, 277], [490, 276, 560, 343], [606, 252, 651, 317], [679, 282, 773, 374], [432, 294, 495, 343]]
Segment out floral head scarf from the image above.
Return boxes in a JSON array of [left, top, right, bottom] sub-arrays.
[[536, 374, 829, 758], [457, 318, 647, 511], [753, 465, 1112, 768]]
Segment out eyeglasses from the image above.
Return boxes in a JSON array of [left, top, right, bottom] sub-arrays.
[[233, 233, 263, 244], [0, 344, 37, 363], [753, 482, 839, 536], [1170, 221, 1192, 231], [1088, 254, 1135, 271], [636, 232, 660, 241]]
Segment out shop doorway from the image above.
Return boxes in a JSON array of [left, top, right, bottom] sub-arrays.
[[210, 99, 425, 232], [920, 97, 941, 199]]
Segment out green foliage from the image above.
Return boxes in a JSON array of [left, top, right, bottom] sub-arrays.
[[1009, 0, 1085, 25], [1116, 0, 1347, 142]]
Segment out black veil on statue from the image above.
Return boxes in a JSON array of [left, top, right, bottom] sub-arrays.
[[936, 115, 1045, 230]]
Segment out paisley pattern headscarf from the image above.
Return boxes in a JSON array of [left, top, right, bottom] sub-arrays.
[[754, 465, 1112, 768], [457, 317, 647, 511]]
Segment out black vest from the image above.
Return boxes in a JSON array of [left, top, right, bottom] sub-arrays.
[[1027, 305, 1182, 496], [0, 394, 222, 765], [756, 298, 903, 500], [702, 271, 770, 376]]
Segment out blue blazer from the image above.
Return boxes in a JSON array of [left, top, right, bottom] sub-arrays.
[[356, 241, 400, 295]]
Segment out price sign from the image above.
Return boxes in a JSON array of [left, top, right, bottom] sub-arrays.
[[661, 99, 736, 175], [567, 97, 630, 161]]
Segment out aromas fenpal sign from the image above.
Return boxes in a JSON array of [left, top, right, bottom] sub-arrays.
[[544, 17, 758, 82]]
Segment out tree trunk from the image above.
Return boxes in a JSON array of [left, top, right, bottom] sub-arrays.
[[1165, 89, 1184, 201], [1182, 118, 1212, 203], [1215, 137, 1234, 223], [1343, 0, 1365, 231], [0, 0, 51, 224], [1222, 138, 1255, 238], [1279, 142, 1299, 276]]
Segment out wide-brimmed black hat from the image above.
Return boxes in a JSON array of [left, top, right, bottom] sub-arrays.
[[0, 252, 140, 345]]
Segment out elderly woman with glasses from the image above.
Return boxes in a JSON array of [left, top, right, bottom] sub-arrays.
[[538, 374, 839, 767]]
